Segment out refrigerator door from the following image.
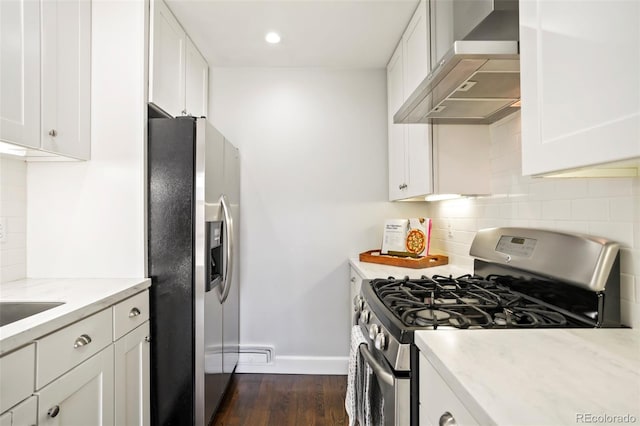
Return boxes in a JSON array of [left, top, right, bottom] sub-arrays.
[[222, 139, 240, 377], [200, 120, 226, 424], [148, 116, 198, 426]]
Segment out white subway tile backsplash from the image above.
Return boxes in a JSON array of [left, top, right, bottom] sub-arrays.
[[621, 274, 636, 302], [517, 201, 542, 220], [609, 197, 636, 222], [0, 157, 27, 283], [620, 249, 640, 276], [542, 200, 572, 220], [553, 221, 590, 235], [588, 178, 634, 197], [553, 179, 589, 200], [588, 222, 634, 247], [528, 179, 555, 200], [571, 198, 610, 221]]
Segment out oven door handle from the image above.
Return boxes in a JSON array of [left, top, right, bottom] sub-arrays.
[[359, 344, 395, 387]]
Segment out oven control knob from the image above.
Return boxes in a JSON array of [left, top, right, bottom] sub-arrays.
[[374, 332, 388, 351], [353, 296, 365, 312], [368, 324, 379, 340], [360, 309, 370, 324]]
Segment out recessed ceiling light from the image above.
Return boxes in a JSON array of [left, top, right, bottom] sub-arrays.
[[265, 32, 281, 44]]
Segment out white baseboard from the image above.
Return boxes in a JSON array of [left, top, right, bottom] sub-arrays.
[[236, 355, 348, 375]]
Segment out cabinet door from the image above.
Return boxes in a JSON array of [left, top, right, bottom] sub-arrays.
[[403, 0, 433, 200], [115, 322, 150, 426], [403, 0, 429, 96], [150, 0, 186, 117], [41, 0, 91, 160], [349, 267, 364, 326], [387, 43, 408, 201], [405, 125, 432, 199], [520, 0, 640, 176], [185, 38, 209, 118], [37, 346, 114, 426], [429, 0, 454, 69], [0, 0, 40, 148], [419, 356, 479, 426], [9, 396, 37, 426]]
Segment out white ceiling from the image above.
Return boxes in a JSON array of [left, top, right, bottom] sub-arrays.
[[165, 0, 419, 68]]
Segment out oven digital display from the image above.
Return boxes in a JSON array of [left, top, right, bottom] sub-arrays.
[[496, 235, 537, 257]]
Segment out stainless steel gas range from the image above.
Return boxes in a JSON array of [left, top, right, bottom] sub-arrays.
[[352, 227, 621, 426]]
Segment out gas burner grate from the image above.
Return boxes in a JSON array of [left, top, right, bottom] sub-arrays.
[[370, 275, 593, 329]]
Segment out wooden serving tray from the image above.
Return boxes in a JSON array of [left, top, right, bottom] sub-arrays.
[[359, 250, 448, 269]]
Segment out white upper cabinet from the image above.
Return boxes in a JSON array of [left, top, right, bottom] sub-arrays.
[[0, 0, 40, 149], [0, 0, 90, 159], [429, 0, 454, 68], [388, 0, 433, 201], [150, 0, 209, 118], [185, 38, 209, 118], [387, 43, 409, 201], [150, 0, 186, 117], [520, 0, 640, 176], [41, 0, 91, 160], [403, 0, 430, 96]]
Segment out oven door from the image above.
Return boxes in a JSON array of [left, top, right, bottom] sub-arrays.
[[359, 343, 410, 426]]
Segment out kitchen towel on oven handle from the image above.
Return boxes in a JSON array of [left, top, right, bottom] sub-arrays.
[[345, 325, 367, 426]]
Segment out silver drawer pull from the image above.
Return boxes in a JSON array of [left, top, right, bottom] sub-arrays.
[[439, 411, 457, 426], [48, 405, 60, 418], [129, 307, 141, 318], [73, 334, 92, 349]]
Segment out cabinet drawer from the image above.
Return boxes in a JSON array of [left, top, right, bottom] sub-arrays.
[[113, 290, 149, 340], [419, 356, 479, 426], [36, 309, 112, 389], [0, 343, 35, 413]]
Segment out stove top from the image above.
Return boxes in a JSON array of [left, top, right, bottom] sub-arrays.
[[370, 274, 598, 331]]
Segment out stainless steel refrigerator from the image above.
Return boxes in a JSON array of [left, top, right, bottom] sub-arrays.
[[148, 114, 240, 426]]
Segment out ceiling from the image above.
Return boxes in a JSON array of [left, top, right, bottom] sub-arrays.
[[165, 0, 419, 68]]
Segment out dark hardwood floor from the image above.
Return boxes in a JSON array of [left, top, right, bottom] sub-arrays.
[[212, 374, 349, 426]]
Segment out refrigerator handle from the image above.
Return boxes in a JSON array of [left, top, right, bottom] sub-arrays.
[[218, 194, 234, 303]]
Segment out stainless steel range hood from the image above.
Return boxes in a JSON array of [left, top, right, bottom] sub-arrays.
[[395, 0, 520, 125]]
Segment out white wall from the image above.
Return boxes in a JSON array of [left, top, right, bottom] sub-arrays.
[[0, 157, 27, 283], [429, 112, 640, 327], [26, 1, 148, 278], [209, 68, 428, 373]]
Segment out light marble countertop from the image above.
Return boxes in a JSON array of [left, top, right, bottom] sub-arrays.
[[349, 258, 471, 280], [416, 328, 640, 426], [0, 277, 151, 355]]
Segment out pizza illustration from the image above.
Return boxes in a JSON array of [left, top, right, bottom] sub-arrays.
[[405, 229, 426, 254]]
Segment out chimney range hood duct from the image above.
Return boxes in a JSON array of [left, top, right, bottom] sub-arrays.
[[395, 0, 520, 125]]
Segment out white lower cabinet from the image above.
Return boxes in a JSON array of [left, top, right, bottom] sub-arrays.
[[114, 322, 150, 426], [0, 396, 37, 426], [419, 355, 479, 426], [0, 290, 150, 425], [37, 346, 114, 426], [349, 267, 365, 326]]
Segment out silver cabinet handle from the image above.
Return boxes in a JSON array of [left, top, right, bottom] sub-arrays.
[[439, 411, 457, 426], [399, 183, 408, 190], [144, 336, 151, 343], [48, 405, 60, 418], [129, 307, 141, 317], [73, 334, 92, 348], [181, 109, 187, 115], [350, 277, 356, 283], [48, 129, 57, 137]]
